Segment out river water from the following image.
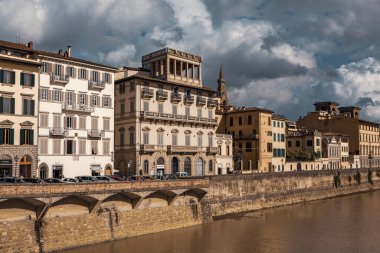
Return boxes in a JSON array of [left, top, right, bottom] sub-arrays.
[[64, 191, 380, 253]]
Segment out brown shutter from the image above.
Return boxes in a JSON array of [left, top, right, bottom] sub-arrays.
[[73, 117, 77, 129], [73, 67, 77, 78], [77, 94, 81, 105], [39, 89, 42, 101], [85, 95, 88, 105], [86, 70, 89, 80], [51, 64, 56, 74], [48, 90, 52, 102], [64, 140, 67, 154], [73, 93, 76, 105], [61, 65, 64, 76], [102, 72, 105, 82], [109, 97, 112, 108], [97, 96, 100, 107], [73, 140, 77, 155], [63, 116, 67, 128], [47, 63, 53, 73]]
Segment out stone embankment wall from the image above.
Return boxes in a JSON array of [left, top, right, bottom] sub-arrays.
[[205, 169, 380, 217], [0, 169, 378, 253]]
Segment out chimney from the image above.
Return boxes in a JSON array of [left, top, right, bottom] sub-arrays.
[[58, 49, 62, 55], [27, 41, 33, 49], [67, 46, 71, 57]]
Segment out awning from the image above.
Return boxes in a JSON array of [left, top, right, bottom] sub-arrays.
[[91, 164, 102, 171]]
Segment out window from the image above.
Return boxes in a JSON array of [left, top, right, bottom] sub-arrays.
[[194, 65, 199, 79], [267, 143, 273, 152], [104, 73, 111, 83], [273, 134, 276, 142], [39, 137, 48, 154], [91, 95, 99, 106], [144, 160, 149, 174], [170, 59, 175, 74], [197, 135, 203, 146], [246, 142, 252, 152], [0, 70, 15, 84], [65, 116, 76, 129], [92, 71, 100, 81], [296, 141, 300, 147], [129, 128, 135, 145], [55, 64, 62, 76], [79, 116, 86, 130], [65, 92, 73, 106], [288, 141, 292, 147], [91, 117, 98, 130], [185, 134, 191, 146], [143, 132, 149, 144], [209, 160, 213, 172], [53, 90, 61, 102], [172, 105, 177, 115], [79, 68, 87, 79], [316, 138, 320, 146], [53, 139, 61, 154], [281, 134, 285, 142], [20, 73, 35, 87], [197, 108, 202, 118], [79, 139, 86, 154], [65, 140, 75, 155], [130, 99, 135, 112], [158, 132, 164, 145], [182, 62, 187, 77], [130, 82, 135, 92], [103, 118, 110, 131], [307, 140, 313, 146], [226, 145, 230, 156], [119, 128, 125, 146], [248, 115, 252, 125], [172, 133, 178, 145], [176, 61, 181, 76], [119, 83, 125, 93], [208, 135, 213, 147], [79, 94, 86, 105], [120, 102, 125, 114], [67, 67, 76, 78], [239, 117, 242, 125], [273, 121, 276, 127], [185, 106, 190, 116], [238, 142, 242, 151], [21, 99, 34, 116], [42, 62, 49, 73], [230, 117, 233, 126], [91, 140, 98, 154], [208, 109, 213, 119], [41, 89, 48, 101], [103, 97, 111, 107], [0, 97, 15, 114], [0, 128, 14, 145], [103, 140, 110, 155], [218, 145, 222, 155], [40, 113, 49, 128], [53, 115, 61, 128], [144, 101, 149, 112], [158, 103, 163, 113]]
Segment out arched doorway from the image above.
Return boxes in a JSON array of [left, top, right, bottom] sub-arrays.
[[0, 155, 12, 177], [143, 160, 149, 175], [105, 165, 112, 176], [156, 157, 165, 176], [39, 165, 48, 179], [297, 163, 302, 171], [19, 156, 32, 178], [196, 158, 203, 176], [184, 157, 191, 175], [172, 157, 179, 174]]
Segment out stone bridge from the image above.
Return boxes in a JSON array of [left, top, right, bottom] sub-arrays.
[[0, 179, 209, 222]]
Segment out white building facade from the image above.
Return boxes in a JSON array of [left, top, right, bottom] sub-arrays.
[[37, 48, 116, 178]]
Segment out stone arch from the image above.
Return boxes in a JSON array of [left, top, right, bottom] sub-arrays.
[[139, 190, 177, 209], [0, 198, 46, 221], [104, 163, 112, 176], [184, 157, 192, 175], [38, 163, 49, 178], [100, 192, 141, 211], [19, 155, 32, 178], [174, 188, 208, 205], [172, 157, 179, 174], [45, 195, 99, 218]]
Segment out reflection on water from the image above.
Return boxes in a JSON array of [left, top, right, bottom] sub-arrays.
[[64, 191, 380, 253]]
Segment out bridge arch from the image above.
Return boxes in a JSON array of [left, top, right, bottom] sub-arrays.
[[138, 190, 178, 209], [45, 195, 99, 218], [0, 198, 46, 221], [100, 192, 142, 211]]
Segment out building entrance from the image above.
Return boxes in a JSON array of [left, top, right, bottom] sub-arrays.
[[0, 158, 12, 177], [19, 156, 32, 178]]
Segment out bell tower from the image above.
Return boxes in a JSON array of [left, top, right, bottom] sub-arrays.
[[217, 65, 228, 106]]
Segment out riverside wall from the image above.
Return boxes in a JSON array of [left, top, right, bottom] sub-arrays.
[[0, 169, 378, 253]]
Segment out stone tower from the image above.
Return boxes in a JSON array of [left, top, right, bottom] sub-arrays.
[[217, 65, 228, 106]]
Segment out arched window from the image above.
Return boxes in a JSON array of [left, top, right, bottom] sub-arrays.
[[119, 127, 125, 146], [184, 157, 191, 175], [129, 127, 135, 145], [143, 160, 149, 174], [208, 160, 213, 172]]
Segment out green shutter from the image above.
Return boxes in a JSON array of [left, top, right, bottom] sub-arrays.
[[31, 74, 35, 87], [0, 128, 3, 144], [23, 99, 27, 115], [0, 97, 3, 113], [29, 130, 34, 145], [20, 129, 25, 145], [0, 70, 3, 83], [20, 73, 24, 86], [9, 129, 14, 145], [10, 98, 15, 114], [30, 100, 35, 116], [10, 71, 15, 84]]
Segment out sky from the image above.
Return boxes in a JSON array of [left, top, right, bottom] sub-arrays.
[[2, 0, 380, 121]]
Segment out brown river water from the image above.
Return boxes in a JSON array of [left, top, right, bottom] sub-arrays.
[[63, 191, 380, 253]]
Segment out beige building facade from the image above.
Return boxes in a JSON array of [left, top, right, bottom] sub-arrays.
[[0, 41, 40, 178], [114, 48, 223, 177], [215, 134, 233, 174], [272, 116, 287, 172]]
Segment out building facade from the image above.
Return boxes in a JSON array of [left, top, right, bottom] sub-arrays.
[[215, 134, 233, 174], [0, 41, 40, 178], [114, 48, 223, 177], [36, 46, 116, 178], [271, 116, 287, 172]]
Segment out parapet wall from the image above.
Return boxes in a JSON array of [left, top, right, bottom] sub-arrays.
[[0, 169, 378, 253]]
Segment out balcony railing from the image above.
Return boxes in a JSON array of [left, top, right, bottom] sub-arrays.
[[88, 80, 106, 89], [206, 146, 218, 154], [167, 145, 202, 153], [196, 97, 206, 106], [50, 74, 69, 85], [140, 111, 218, 126], [140, 144, 167, 152], [207, 99, 217, 108], [171, 93, 181, 103], [141, 88, 154, 99], [183, 95, 194, 105], [88, 129, 105, 138], [62, 103, 95, 113], [156, 90, 168, 101], [49, 128, 68, 137]]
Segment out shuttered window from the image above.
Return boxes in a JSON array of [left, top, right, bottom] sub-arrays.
[[20, 73, 35, 87], [0, 128, 14, 145], [53, 139, 61, 154], [0, 70, 15, 84], [79, 117, 86, 130], [0, 97, 15, 114], [40, 113, 49, 128], [79, 139, 86, 154], [103, 140, 110, 155], [103, 118, 110, 131], [23, 99, 35, 115], [20, 129, 34, 145], [39, 137, 48, 154]]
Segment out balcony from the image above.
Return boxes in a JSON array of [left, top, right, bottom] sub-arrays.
[[50, 74, 69, 85], [62, 103, 95, 113], [216, 134, 233, 140], [196, 97, 206, 106], [141, 88, 154, 99], [207, 146, 218, 154], [140, 111, 218, 126], [167, 145, 202, 153], [49, 128, 68, 137], [184, 95, 194, 105], [88, 80, 106, 90], [171, 93, 181, 103], [156, 90, 168, 101], [207, 99, 217, 108], [140, 144, 167, 153], [88, 129, 105, 138]]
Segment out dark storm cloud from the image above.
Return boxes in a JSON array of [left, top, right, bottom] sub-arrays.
[[2, 0, 380, 121]]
